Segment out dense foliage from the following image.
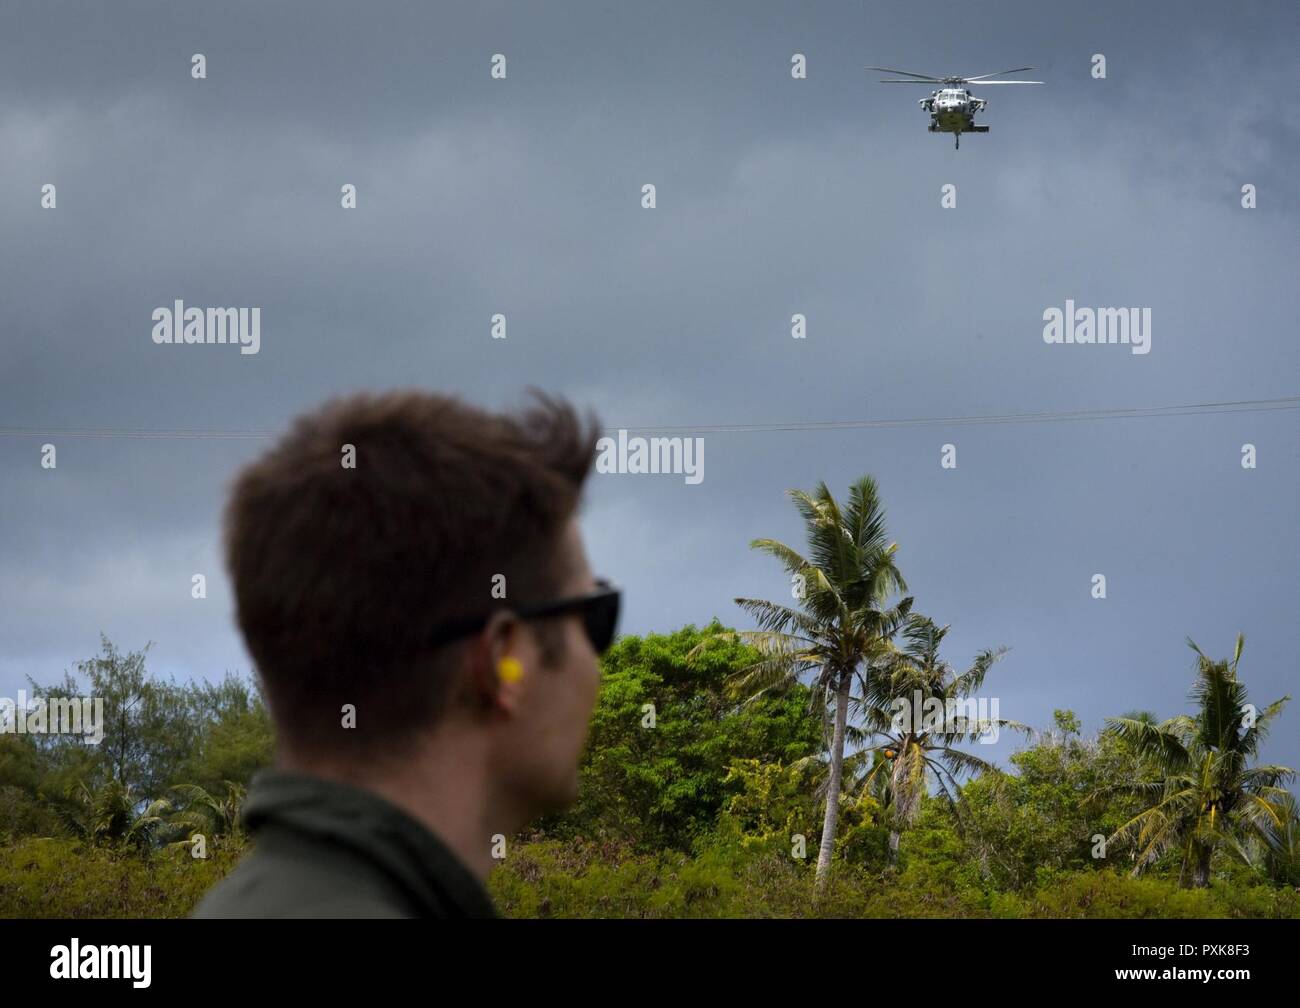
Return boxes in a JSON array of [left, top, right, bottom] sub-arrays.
[[1, 624, 1295, 918]]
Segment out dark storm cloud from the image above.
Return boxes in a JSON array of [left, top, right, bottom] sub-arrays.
[[2, 1, 1297, 773]]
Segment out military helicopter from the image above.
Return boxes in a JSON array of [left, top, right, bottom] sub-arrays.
[[868, 66, 1042, 148]]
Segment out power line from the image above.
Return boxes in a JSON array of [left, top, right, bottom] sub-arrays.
[[630, 395, 1300, 434], [0, 395, 1297, 440]]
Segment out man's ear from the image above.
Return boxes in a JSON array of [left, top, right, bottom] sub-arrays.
[[467, 611, 527, 715]]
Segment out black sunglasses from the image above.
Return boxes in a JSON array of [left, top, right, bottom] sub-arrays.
[[426, 579, 621, 655]]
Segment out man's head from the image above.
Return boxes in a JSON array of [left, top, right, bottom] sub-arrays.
[[223, 389, 610, 816]]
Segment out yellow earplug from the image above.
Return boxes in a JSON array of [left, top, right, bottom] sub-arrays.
[[498, 656, 524, 683]]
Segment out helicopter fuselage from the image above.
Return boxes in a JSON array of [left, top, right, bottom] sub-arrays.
[[921, 88, 987, 134]]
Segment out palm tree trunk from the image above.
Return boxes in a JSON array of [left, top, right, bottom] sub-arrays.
[[1190, 844, 1212, 888], [815, 670, 851, 891], [888, 828, 901, 862]]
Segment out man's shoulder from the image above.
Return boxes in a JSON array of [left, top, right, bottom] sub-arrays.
[[192, 770, 499, 919], [192, 829, 416, 919]]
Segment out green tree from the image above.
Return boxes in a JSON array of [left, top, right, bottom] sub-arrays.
[[175, 676, 273, 794], [960, 711, 1149, 889], [1259, 792, 1300, 886], [169, 781, 248, 851], [705, 476, 911, 889], [721, 758, 823, 852], [29, 636, 198, 799], [720, 756, 885, 868], [0, 638, 275, 854], [1104, 635, 1294, 887], [541, 624, 821, 851], [62, 779, 174, 854], [856, 613, 1020, 859]]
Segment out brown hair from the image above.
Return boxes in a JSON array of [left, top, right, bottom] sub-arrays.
[[223, 389, 599, 757]]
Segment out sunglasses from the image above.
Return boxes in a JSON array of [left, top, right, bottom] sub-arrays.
[[426, 579, 621, 655]]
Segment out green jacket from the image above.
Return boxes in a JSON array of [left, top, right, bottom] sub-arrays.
[[193, 770, 499, 919]]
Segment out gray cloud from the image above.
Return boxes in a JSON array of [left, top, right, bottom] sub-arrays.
[[2, 0, 1297, 774]]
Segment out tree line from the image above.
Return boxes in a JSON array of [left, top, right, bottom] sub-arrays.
[[0, 474, 1296, 916]]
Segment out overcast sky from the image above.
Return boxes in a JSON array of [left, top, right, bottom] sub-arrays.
[[2, 1, 1297, 775]]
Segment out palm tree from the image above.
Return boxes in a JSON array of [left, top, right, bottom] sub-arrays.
[[1259, 791, 1300, 886], [699, 476, 912, 889], [856, 614, 1019, 859], [63, 779, 174, 852], [1103, 634, 1294, 887], [169, 781, 247, 850]]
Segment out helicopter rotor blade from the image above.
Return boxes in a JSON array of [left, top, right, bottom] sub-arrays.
[[877, 79, 942, 83], [963, 67, 1036, 81], [963, 80, 1042, 85], [866, 66, 944, 81]]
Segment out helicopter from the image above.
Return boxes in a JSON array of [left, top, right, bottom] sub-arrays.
[[868, 66, 1042, 148]]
